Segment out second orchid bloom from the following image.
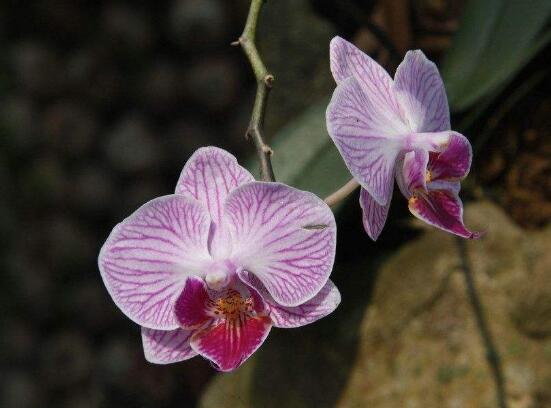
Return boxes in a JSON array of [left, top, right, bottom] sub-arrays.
[[327, 36, 481, 240]]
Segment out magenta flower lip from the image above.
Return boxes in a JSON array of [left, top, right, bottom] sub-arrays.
[[99, 147, 340, 371], [326, 36, 481, 240]]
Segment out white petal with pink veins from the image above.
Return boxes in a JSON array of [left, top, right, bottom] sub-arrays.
[[142, 327, 196, 364], [264, 279, 341, 328], [99, 195, 212, 330], [329, 36, 408, 132], [394, 50, 450, 133], [225, 182, 337, 307], [359, 187, 392, 241], [327, 75, 405, 205], [175, 146, 254, 259]]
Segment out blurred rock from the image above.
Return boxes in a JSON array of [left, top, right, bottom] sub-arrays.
[[12, 42, 62, 98], [0, 371, 41, 408], [509, 235, 551, 338], [199, 202, 551, 408], [105, 116, 161, 173], [183, 56, 240, 113], [42, 102, 98, 157], [41, 331, 93, 388], [169, 0, 227, 50]]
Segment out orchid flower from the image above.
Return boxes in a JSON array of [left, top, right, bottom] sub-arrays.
[[326, 36, 481, 240], [98, 147, 340, 371]]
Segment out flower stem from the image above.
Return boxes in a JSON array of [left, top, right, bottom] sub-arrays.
[[456, 237, 508, 408], [324, 178, 360, 207], [234, 0, 275, 182]]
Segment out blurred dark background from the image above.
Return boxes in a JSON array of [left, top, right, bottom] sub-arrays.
[[0, 1, 549, 407]]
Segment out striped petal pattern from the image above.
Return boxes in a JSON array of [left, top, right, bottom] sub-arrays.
[[226, 182, 337, 307], [191, 314, 271, 372], [359, 187, 392, 241], [175, 147, 254, 258], [327, 76, 405, 205], [394, 50, 450, 132], [99, 195, 212, 330], [142, 328, 196, 364], [408, 189, 482, 239]]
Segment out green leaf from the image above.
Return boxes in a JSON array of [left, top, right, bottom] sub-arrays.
[[247, 99, 351, 200], [442, 0, 551, 111]]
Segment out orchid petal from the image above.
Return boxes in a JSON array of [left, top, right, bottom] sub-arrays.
[[327, 75, 405, 205], [175, 147, 254, 258], [329, 37, 408, 133], [190, 314, 271, 372], [394, 50, 450, 132], [98, 195, 211, 330], [429, 131, 472, 181], [226, 182, 337, 307], [408, 189, 482, 239], [359, 187, 392, 241], [142, 327, 196, 364], [174, 277, 211, 329], [265, 280, 341, 328]]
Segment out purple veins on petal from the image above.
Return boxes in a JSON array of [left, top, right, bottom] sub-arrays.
[[327, 36, 480, 240], [225, 182, 337, 307], [329, 36, 407, 130], [242, 272, 341, 329], [175, 146, 254, 259], [408, 189, 481, 239], [393, 50, 450, 133], [326, 75, 406, 206], [98, 195, 212, 330], [142, 327, 196, 364], [359, 187, 391, 241], [174, 274, 272, 371], [99, 146, 342, 369]]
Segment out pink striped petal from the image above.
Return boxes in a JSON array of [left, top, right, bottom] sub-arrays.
[[190, 315, 272, 372], [428, 132, 472, 181], [329, 37, 408, 133], [394, 50, 450, 132], [225, 182, 337, 307], [142, 327, 196, 364], [174, 277, 211, 329], [98, 195, 212, 330], [327, 75, 406, 205], [359, 187, 392, 241], [175, 147, 254, 258], [408, 189, 482, 239], [265, 280, 341, 328]]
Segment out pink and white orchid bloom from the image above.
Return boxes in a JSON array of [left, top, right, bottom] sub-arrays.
[[98, 147, 340, 371], [326, 36, 481, 240]]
